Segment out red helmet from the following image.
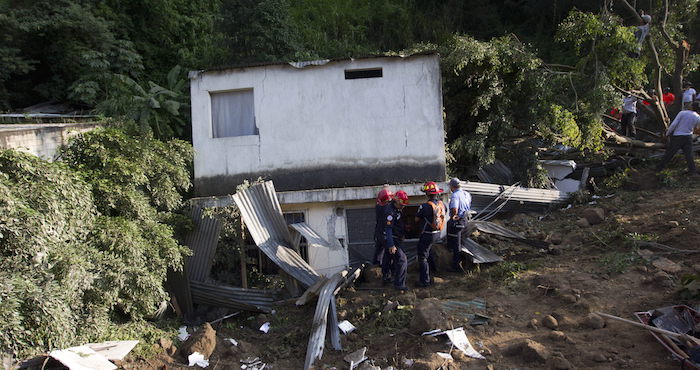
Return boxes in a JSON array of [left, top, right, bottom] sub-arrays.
[[421, 181, 443, 195], [393, 190, 409, 205], [376, 189, 393, 205]]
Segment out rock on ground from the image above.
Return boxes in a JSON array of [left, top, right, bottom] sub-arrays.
[[178, 322, 217, 359], [505, 339, 551, 362], [412, 353, 458, 370], [583, 208, 605, 225], [410, 298, 452, 334], [583, 313, 606, 329], [542, 315, 559, 330]]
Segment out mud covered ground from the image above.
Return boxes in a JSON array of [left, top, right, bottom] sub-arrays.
[[126, 167, 700, 370]]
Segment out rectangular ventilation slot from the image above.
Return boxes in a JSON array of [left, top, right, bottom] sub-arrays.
[[344, 68, 383, 80]]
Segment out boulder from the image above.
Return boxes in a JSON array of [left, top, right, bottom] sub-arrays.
[[583, 313, 605, 329], [178, 322, 217, 360], [549, 355, 573, 369], [575, 218, 590, 228], [542, 315, 559, 330], [410, 298, 452, 334], [505, 339, 551, 362], [652, 257, 682, 273], [582, 208, 605, 225]]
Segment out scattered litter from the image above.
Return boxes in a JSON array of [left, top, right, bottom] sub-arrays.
[[240, 356, 266, 370], [633, 305, 700, 367], [436, 352, 453, 360], [344, 347, 368, 370], [421, 329, 442, 336], [225, 338, 239, 346], [338, 320, 356, 334], [178, 326, 190, 341], [86, 340, 139, 361], [49, 346, 116, 370], [402, 358, 415, 367], [188, 352, 209, 368], [443, 327, 486, 360], [564, 204, 573, 210], [259, 322, 271, 333], [588, 201, 597, 205]]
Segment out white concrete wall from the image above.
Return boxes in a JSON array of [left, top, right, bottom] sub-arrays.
[[0, 123, 100, 161], [190, 54, 445, 195]]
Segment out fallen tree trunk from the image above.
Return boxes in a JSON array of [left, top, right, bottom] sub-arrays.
[[603, 126, 665, 149]]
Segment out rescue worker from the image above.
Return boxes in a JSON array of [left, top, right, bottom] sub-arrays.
[[414, 181, 447, 287], [373, 188, 393, 281], [447, 178, 471, 272], [383, 190, 410, 291]]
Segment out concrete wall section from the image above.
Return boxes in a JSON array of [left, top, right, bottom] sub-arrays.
[[191, 54, 446, 196], [0, 123, 101, 161]]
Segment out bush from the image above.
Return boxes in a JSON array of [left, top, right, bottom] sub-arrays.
[[0, 123, 192, 357]]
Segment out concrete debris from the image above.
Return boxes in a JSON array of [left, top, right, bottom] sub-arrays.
[[344, 347, 368, 370], [188, 352, 209, 368], [49, 346, 117, 370], [240, 356, 266, 370], [338, 320, 356, 334], [259, 322, 271, 333]]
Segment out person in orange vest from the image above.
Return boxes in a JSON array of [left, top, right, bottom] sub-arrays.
[[414, 182, 447, 287]]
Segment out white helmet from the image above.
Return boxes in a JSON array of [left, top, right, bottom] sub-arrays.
[[641, 14, 652, 24]]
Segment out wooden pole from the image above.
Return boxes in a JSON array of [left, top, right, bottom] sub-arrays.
[[596, 312, 700, 346]]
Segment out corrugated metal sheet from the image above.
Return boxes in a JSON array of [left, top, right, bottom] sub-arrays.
[[461, 238, 503, 264], [304, 271, 347, 370], [471, 221, 526, 240], [183, 204, 222, 282], [290, 222, 334, 249], [460, 181, 568, 213], [190, 281, 278, 313], [166, 268, 193, 317], [233, 181, 321, 287]]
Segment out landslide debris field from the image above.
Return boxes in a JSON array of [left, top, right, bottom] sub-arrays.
[[128, 169, 700, 370]]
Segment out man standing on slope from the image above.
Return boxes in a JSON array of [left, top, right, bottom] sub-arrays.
[[656, 102, 700, 176]]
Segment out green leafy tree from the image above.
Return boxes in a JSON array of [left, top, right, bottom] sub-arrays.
[[96, 66, 190, 139], [0, 124, 193, 357]]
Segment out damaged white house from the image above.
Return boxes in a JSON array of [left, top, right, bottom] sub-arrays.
[[186, 52, 567, 282]]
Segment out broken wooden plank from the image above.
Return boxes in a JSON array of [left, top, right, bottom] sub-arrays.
[[296, 276, 329, 306]]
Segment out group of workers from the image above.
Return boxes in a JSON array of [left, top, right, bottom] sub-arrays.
[[372, 178, 472, 291]]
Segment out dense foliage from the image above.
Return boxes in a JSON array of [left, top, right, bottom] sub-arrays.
[[1, 0, 698, 172], [0, 125, 192, 357]]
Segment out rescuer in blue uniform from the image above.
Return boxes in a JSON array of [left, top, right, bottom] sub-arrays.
[[373, 188, 393, 281], [414, 182, 447, 287], [447, 177, 471, 272], [383, 190, 410, 291]]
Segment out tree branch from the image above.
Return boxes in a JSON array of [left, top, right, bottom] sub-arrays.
[[659, 0, 677, 48]]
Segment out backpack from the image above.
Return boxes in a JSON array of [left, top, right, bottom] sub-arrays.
[[427, 200, 446, 231]]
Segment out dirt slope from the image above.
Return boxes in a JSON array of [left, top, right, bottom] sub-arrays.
[[127, 169, 700, 370]]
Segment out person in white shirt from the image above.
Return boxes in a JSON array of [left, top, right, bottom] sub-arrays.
[[683, 82, 697, 110], [621, 94, 638, 137], [656, 102, 700, 175]]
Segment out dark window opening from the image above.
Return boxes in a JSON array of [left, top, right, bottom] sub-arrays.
[[284, 212, 308, 262], [344, 68, 383, 80]]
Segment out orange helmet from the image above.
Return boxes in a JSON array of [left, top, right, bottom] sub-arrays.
[[376, 189, 393, 205], [393, 190, 409, 205], [421, 181, 443, 195]]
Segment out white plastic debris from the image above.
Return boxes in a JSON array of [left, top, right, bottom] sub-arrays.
[[49, 346, 117, 370], [259, 322, 271, 333], [421, 329, 442, 336], [436, 352, 453, 360], [403, 358, 415, 367], [188, 352, 209, 367], [225, 338, 239, 346], [178, 326, 190, 341], [443, 327, 485, 360], [338, 320, 356, 334], [241, 356, 266, 370], [344, 347, 368, 370]]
